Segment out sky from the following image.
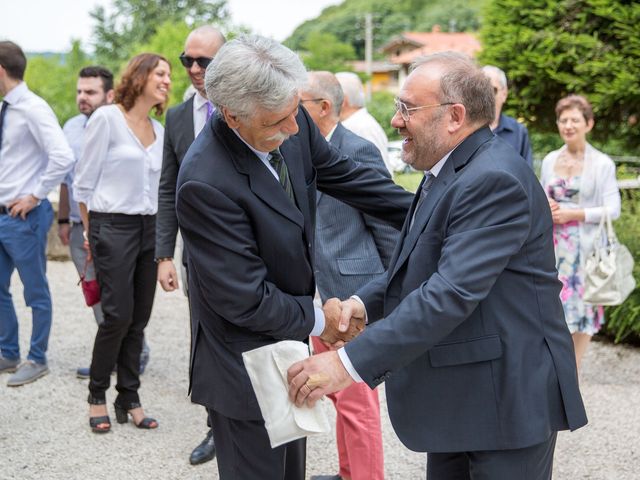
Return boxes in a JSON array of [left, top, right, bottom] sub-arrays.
[[0, 0, 341, 53]]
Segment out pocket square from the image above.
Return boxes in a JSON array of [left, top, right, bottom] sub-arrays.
[[243, 340, 330, 448]]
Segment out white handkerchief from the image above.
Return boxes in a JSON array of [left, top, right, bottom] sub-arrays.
[[242, 340, 330, 448]]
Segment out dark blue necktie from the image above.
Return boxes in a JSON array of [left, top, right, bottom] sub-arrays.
[[410, 172, 435, 229], [0, 101, 8, 156]]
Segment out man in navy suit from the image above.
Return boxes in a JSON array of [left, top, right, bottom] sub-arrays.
[[302, 71, 396, 480], [175, 36, 412, 479], [155, 25, 225, 466], [289, 52, 587, 479]]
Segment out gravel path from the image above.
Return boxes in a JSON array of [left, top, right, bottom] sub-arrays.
[[1, 260, 638, 479]]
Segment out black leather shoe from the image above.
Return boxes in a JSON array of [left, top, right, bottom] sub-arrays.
[[190, 429, 216, 465]]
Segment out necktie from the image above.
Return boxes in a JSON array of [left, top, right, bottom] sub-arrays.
[[410, 172, 435, 229], [0, 101, 8, 156], [205, 101, 214, 121], [269, 149, 295, 202]]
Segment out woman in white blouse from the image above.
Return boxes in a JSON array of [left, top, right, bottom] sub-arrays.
[[540, 94, 621, 370], [73, 53, 171, 433]]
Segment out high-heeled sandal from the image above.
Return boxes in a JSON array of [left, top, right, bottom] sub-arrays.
[[88, 394, 111, 434], [113, 400, 158, 429]]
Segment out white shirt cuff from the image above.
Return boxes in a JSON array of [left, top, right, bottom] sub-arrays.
[[337, 347, 364, 383], [350, 295, 369, 324], [310, 305, 325, 337]]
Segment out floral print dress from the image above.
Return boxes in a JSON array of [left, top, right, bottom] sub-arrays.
[[546, 175, 604, 335]]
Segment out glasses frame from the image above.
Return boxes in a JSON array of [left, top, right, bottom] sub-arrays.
[[394, 98, 455, 122], [179, 52, 213, 69]]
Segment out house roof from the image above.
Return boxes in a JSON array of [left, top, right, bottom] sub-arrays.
[[382, 26, 482, 64]]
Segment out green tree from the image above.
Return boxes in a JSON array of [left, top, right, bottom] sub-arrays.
[[129, 20, 194, 112], [25, 40, 89, 125], [299, 32, 357, 72], [480, 0, 640, 150], [91, 0, 228, 71]]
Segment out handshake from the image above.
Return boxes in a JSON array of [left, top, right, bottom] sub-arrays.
[[318, 297, 366, 348]]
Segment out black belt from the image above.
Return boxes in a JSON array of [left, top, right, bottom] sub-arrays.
[[0, 206, 8, 215]]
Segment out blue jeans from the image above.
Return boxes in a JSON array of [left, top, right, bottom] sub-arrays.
[[0, 200, 54, 364]]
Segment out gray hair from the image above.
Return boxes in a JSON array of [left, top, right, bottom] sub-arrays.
[[481, 65, 507, 90], [205, 35, 308, 120], [306, 71, 344, 118], [412, 52, 495, 126], [335, 72, 365, 108]]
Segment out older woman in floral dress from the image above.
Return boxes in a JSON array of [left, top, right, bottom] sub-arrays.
[[540, 94, 621, 370]]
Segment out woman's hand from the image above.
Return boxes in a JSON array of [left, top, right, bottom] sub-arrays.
[[547, 197, 560, 212], [551, 208, 585, 225]]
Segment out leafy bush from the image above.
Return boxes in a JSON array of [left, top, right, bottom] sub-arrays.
[[601, 188, 640, 344], [368, 90, 400, 141]]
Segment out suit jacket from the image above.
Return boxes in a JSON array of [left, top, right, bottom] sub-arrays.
[[175, 108, 413, 420], [315, 123, 399, 301], [156, 95, 195, 259], [346, 127, 588, 453]]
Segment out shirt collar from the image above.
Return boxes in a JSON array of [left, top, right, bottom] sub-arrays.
[[493, 113, 513, 134], [231, 128, 271, 163], [4, 81, 28, 105], [193, 91, 209, 110], [325, 124, 338, 142], [425, 150, 453, 178]]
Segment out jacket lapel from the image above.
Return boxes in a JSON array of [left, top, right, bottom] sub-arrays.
[[212, 118, 304, 228]]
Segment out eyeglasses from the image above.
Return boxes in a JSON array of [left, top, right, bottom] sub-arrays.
[[300, 98, 324, 104], [557, 117, 585, 126], [394, 98, 454, 122], [179, 53, 213, 69]]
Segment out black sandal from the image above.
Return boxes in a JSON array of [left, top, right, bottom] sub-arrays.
[[113, 400, 158, 429], [88, 394, 111, 434]]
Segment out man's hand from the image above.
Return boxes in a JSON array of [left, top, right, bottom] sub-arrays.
[[157, 259, 180, 291], [8, 194, 39, 220], [287, 350, 354, 407], [58, 223, 70, 246], [319, 297, 364, 347]]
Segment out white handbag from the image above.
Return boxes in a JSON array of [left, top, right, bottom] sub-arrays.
[[583, 212, 636, 306], [242, 340, 330, 448]]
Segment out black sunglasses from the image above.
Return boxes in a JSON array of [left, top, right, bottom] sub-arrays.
[[179, 53, 213, 69]]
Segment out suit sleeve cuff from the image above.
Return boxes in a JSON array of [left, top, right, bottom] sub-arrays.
[[338, 347, 364, 383]]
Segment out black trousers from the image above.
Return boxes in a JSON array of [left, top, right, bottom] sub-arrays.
[[88, 212, 156, 405], [427, 432, 558, 480], [209, 409, 306, 480]]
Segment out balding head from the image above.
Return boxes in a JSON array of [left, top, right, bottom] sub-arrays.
[[183, 26, 226, 95], [302, 71, 344, 136]]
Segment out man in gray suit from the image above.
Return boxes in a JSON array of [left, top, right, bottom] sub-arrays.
[[290, 53, 587, 479], [302, 71, 396, 480], [155, 25, 225, 466]]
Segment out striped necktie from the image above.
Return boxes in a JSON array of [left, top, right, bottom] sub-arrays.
[[410, 172, 435, 230], [269, 149, 295, 202]]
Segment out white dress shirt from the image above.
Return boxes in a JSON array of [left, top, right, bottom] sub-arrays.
[[338, 152, 452, 382], [62, 114, 88, 223], [0, 82, 74, 206], [342, 108, 391, 173], [73, 105, 164, 215], [192, 92, 212, 138]]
